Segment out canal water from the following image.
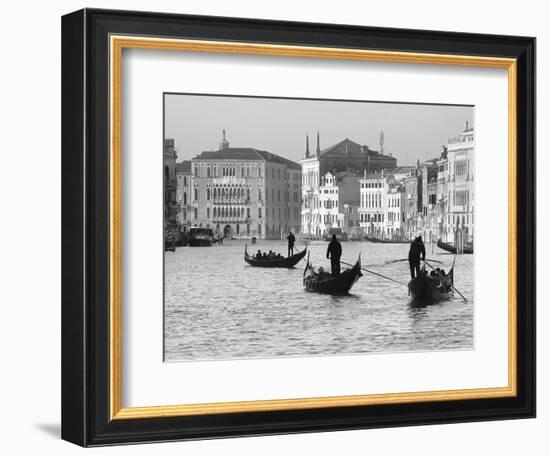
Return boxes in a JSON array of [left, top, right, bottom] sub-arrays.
[[164, 239, 473, 362]]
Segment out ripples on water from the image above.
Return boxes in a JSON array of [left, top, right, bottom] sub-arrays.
[[164, 240, 473, 361]]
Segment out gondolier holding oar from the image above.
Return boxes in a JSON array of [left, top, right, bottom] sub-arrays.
[[326, 234, 342, 276], [408, 236, 426, 279], [286, 231, 295, 257]]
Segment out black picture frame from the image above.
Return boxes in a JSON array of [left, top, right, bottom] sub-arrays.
[[62, 8, 535, 447]]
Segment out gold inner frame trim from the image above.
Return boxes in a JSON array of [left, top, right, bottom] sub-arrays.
[[109, 35, 518, 421]]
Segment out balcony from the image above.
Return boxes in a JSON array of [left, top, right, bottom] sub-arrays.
[[211, 198, 252, 204], [212, 217, 251, 224]]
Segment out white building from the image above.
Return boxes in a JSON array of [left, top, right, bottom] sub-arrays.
[[385, 178, 405, 240], [444, 122, 474, 244], [359, 172, 386, 238]]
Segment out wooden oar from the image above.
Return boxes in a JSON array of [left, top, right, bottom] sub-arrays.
[[423, 259, 468, 302], [384, 258, 443, 265], [340, 260, 406, 286]]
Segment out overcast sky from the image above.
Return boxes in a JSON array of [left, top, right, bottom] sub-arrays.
[[165, 94, 473, 166]]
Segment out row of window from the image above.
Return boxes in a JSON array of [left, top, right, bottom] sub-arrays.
[[360, 213, 385, 223], [361, 182, 384, 189], [360, 193, 382, 208], [195, 163, 263, 179], [453, 189, 470, 207]]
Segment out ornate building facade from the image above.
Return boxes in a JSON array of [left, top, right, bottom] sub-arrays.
[[164, 139, 178, 238], [441, 122, 475, 244], [186, 131, 301, 239], [175, 160, 193, 235]]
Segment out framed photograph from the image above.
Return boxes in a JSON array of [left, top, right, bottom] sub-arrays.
[[61, 8, 535, 446]]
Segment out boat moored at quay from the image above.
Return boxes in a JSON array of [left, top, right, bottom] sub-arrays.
[[188, 227, 216, 246]]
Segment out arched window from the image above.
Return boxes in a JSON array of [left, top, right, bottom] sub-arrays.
[[247, 188, 250, 200], [247, 167, 250, 178], [194, 188, 198, 200], [183, 192, 187, 205], [207, 167, 211, 178], [258, 224, 262, 235], [207, 207, 210, 218], [247, 207, 250, 218], [164, 166, 170, 182], [207, 188, 211, 200]]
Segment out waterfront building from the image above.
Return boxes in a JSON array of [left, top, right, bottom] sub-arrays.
[[358, 171, 387, 238], [384, 177, 406, 240], [189, 131, 301, 239], [444, 122, 475, 245], [403, 168, 420, 240], [164, 139, 178, 238], [419, 158, 440, 245], [301, 132, 396, 237], [175, 160, 193, 235], [315, 170, 361, 238]]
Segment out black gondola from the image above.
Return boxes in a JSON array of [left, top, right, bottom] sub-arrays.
[[364, 235, 409, 244], [437, 239, 473, 254], [408, 266, 454, 304], [303, 253, 362, 294], [244, 245, 307, 268]]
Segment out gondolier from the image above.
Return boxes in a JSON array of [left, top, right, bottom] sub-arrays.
[[326, 234, 342, 276], [286, 231, 295, 257], [408, 236, 426, 279]]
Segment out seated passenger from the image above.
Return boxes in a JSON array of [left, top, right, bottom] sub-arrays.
[[256, 250, 262, 259], [262, 252, 267, 259]]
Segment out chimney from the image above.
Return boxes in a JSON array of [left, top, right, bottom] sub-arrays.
[[465, 121, 469, 131], [305, 133, 310, 158]]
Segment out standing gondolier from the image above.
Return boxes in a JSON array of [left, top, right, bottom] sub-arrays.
[[326, 234, 342, 276], [286, 232, 296, 257], [408, 235, 426, 279]]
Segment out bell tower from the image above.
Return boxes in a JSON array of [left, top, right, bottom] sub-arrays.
[[219, 129, 230, 150]]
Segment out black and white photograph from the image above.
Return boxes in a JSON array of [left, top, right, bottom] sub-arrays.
[[163, 94, 475, 362]]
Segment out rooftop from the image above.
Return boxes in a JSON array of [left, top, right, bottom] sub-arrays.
[[319, 138, 380, 159], [175, 160, 191, 174], [193, 147, 301, 170]]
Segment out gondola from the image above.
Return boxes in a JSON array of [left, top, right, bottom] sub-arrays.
[[408, 266, 454, 304], [437, 239, 473, 254], [244, 245, 307, 268], [303, 253, 362, 294], [365, 236, 409, 244]]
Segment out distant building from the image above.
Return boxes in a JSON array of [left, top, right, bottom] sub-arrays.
[[384, 176, 406, 240], [164, 139, 178, 238], [313, 170, 361, 238], [443, 122, 475, 245], [188, 131, 301, 239], [358, 171, 387, 238], [175, 160, 193, 235], [403, 169, 420, 240], [301, 133, 397, 237], [418, 158, 440, 244]]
